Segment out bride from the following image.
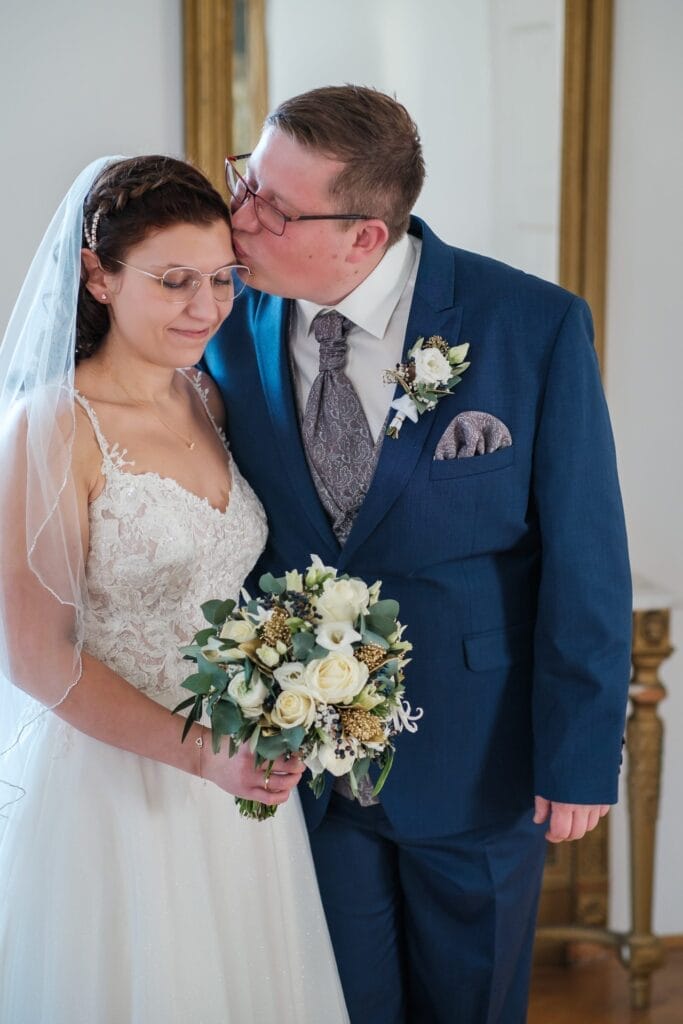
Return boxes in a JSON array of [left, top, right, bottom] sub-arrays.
[[0, 155, 348, 1023]]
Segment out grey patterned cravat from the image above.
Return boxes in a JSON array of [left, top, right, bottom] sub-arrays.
[[301, 311, 376, 545]]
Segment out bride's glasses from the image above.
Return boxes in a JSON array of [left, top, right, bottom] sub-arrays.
[[112, 260, 252, 303]]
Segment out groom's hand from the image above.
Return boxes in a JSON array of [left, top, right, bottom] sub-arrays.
[[204, 745, 305, 805], [533, 796, 610, 843]]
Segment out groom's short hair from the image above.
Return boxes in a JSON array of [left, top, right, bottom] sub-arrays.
[[265, 85, 425, 246]]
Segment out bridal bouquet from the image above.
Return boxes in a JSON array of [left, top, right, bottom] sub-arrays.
[[174, 556, 419, 820]]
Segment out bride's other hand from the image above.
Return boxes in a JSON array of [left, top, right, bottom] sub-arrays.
[[201, 743, 305, 805]]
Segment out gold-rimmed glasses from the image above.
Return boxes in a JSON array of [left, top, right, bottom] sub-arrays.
[[112, 260, 251, 303]]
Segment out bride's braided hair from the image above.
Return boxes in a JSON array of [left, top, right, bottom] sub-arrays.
[[77, 155, 230, 361]]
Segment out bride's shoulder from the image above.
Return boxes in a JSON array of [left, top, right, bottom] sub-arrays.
[[184, 367, 226, 430]]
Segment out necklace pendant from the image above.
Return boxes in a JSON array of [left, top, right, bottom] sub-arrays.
[[188, 441, 196, 451]]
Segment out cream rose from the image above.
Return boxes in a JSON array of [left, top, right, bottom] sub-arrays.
[[220, 618, 257, 643], [270, 689, 317, 730], [227, 669, 268, 718], [316, 578, 370, 623], [273, 662, 306, 689], [303, 653, 368, 705], [256, 644, 280, 668], [413, 345, 452, 386]]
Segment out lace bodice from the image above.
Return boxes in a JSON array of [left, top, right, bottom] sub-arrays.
[[75, 372, 267, 708]]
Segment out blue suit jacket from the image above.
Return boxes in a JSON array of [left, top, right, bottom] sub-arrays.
[[204, 216, 632, 838]]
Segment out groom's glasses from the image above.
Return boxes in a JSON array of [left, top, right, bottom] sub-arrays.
[[113, 260, 251, 303], [225, 154, 372, 237]]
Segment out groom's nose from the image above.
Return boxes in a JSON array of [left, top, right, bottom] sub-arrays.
[[230, 197, 261, 233]]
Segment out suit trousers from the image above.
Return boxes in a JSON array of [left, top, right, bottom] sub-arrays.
[[308, 793, 547, 1024]]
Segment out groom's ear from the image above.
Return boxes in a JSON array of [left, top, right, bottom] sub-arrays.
[[81, 249, 110, 301], [345, 220, 390, 264]]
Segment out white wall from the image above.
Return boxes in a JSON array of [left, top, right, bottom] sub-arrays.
[[606, 0, 683, 936], [0, 0, 183, 334], [268, 0, 562, 280]]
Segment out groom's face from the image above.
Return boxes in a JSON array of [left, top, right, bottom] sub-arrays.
[[230, 127, 364, 305]]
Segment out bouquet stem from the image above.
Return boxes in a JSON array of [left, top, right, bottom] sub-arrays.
[[235, 797, 277, 821]]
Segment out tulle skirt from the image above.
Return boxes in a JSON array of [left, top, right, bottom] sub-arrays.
[[0, 716, 348, 1024]]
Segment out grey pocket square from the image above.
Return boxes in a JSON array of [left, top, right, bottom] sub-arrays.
[[434, 412, 512, 459]]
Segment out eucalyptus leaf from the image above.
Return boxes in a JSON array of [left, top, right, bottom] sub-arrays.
[[256, 732, 289, 759], [181, 672, 214, 696], [361, 628, 390, 649], [201, 599, 235, 626], [210, 698, 243, 737], [259, 573, 285, 595], [292, 631, 315, 660], [369, 599, 399, 620], [281, 725, 306, 752], [305, 644, 330, 663], [193, 627, 217, 646], [196, 653, 228, 682], [364, 615, 395, 639]]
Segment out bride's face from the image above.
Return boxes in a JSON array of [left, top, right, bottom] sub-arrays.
[[101, 219, 236, 368]]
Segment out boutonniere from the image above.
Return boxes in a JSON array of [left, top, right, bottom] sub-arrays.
[[383, 335, 470, 439]]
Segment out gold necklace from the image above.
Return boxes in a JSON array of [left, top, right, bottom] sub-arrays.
[[117, 378, 197, 451]]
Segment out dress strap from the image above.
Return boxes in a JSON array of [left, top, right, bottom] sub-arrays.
[[178, 368, 229, 449], [74, 391, 134, 472]]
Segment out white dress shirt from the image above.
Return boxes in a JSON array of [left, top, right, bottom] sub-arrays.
[[290, 234, 422, 441]]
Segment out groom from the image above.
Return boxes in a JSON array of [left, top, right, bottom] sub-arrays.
[[204, 86, 631, 1023]]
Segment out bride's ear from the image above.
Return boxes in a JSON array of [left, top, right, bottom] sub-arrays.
[[81, 249, 109, 303]]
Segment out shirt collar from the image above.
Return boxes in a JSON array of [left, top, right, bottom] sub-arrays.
[[296, 233, 413, 341]]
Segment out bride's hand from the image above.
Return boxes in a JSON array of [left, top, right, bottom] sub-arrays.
[[201, 742, 306, 805]]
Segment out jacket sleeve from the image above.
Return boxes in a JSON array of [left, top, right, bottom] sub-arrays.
[[531, 297, 632, 804]]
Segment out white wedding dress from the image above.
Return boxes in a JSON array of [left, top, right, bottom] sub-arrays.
[[0, 374, 348, 1024]]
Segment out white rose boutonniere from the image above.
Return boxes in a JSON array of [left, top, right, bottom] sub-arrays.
[[384, 335, 471, 439]]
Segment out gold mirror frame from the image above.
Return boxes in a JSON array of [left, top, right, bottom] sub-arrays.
[[183, 0, 267, 197]]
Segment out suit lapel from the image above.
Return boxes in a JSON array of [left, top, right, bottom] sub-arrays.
[[339, 219, 463, 567], [252, 295, 340, 558]]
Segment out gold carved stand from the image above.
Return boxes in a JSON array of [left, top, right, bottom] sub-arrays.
[[535, 607, 673, 1010]]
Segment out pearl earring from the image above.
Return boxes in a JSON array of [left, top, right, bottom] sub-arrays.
[[101, 293, 107, 301]]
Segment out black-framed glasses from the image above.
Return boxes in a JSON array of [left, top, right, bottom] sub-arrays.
[[113, 260, 251, 303], [225, 153, 372, 237]]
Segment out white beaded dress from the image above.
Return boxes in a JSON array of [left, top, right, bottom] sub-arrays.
[[0, 373, 348, 1024]]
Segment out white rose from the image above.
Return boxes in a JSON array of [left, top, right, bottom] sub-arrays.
[[273, 661, 306, 689], [220, 618, 257, 643], [315, 621, 362, 656], [413, 345, 452, 386], [316, 578, 370, 623], [270, 689, 317, 730], [256, 644, 280, 668], [227, 669, 268, 718], [303, 653, 368, 705]]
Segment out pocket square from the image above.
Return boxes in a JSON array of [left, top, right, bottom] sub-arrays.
[[434, 411, 512, 459]]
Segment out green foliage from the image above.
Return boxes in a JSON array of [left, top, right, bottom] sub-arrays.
[[201, 599, 236, 625], [258, 573, 285, 595]]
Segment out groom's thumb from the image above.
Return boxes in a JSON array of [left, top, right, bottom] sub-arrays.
[[533, 795, 550, 824]]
